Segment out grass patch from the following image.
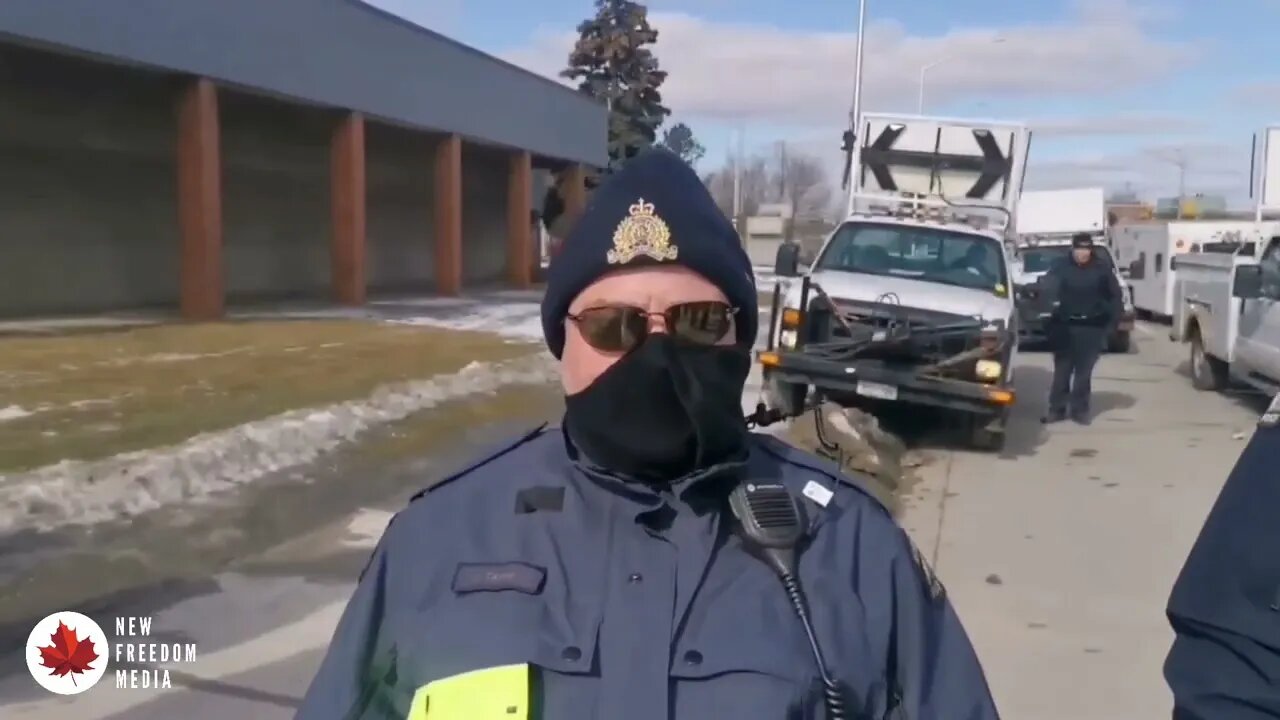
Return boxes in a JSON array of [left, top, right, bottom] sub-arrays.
[[0, 321, 536, 473]]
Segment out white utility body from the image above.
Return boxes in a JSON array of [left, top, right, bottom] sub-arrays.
[[1015, 187, 1106, 238], [1168, 126, 1280, 392], [1171, 242, 1280, 392], [761, 113, 1032, 450], [1112, 221, 1277, 320]]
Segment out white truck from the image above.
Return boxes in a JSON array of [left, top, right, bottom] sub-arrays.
[[1112, 220, 1277, 321], [759, 113, 1030, 451], [1011, 187, 1136, 352], [1170, 236, 1280, 393]]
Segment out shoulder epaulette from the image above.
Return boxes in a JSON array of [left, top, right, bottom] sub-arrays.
[[408, 423, 551, 503], [752, 434, 891, 515]]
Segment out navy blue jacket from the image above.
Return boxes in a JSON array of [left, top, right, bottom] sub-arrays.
[[296, 426, 999, 719], [1042, 256, 1123, 327], [1164, 407, 1280, 719]]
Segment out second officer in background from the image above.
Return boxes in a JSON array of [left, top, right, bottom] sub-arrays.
[[1041, 232, 1124, 425]]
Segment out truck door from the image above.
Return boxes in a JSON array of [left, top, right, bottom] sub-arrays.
[[1236, 238, 1280, 381]]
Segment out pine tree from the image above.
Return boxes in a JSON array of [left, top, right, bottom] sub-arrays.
[[562, 0, 671, 170], [659, 122, 706, 167]]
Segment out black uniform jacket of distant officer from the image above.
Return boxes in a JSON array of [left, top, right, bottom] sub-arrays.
[[1164, 394, 1280, 719], [296, 149, 999, 720], [1042, 251, 1124, 331]]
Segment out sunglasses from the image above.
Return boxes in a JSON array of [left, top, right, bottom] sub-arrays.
[[567, 301, 738, 352]]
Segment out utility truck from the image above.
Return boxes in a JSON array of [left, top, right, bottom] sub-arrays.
[[1113, 221, 1277, 321], [1011, 187, 1135, 352], [1170, 125, 1280, 392], [756, 113, 1030, 451]]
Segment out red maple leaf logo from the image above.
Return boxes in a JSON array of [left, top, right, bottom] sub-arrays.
[[36, 620, 99, 685]]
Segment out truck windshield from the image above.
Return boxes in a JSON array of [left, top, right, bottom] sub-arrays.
[[814, 221, 1008, 291], [1019, 245, 1114, 273]]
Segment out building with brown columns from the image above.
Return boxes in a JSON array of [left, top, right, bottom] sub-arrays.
[[0, 0, 606, 319]]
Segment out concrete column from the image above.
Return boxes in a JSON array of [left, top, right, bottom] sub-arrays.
[[506, 150, 533, 288], [562, 163, 588, 227], [176, 77, 224, 319], [433, 134, 463, 296], [330, 112, 366, 305]]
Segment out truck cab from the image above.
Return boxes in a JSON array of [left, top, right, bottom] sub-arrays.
[[757, 113, 1030, 451], [763, 211, 1018, 450]]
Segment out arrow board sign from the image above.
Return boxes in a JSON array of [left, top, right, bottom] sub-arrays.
[[858, 120, 1016, 201]]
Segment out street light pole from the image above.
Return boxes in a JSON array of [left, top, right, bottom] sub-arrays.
[[849, 0, 867, 143]]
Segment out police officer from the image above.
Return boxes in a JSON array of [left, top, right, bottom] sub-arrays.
[[1040, 231, 1124, 425], [296, 148, 999, 720], [1164, 395, 1280, 718]]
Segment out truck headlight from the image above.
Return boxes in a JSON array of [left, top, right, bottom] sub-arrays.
[[778, 329, 798, 349], [975, 359, 1002, 382]]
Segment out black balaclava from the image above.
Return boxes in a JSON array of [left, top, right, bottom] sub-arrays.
[[564, 334, 751, 483]]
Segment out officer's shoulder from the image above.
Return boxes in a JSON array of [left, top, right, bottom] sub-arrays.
[[407, 423, 560, 505], [749, 433, 892, 517]]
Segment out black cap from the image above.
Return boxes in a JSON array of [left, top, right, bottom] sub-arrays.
[[540, 148, 757, 358], [1071, 232, 1094, 248]]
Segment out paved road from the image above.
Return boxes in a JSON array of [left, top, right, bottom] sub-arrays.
[[0, 322, 1264, 718], [901, 322, 1264, 720]]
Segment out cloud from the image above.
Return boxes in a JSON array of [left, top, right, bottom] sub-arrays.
[[1029, 114, 1208, 136], [1227, 80, 1280, 109], [1025, 140, 1254, 201], [501, 0, 1199, 126]]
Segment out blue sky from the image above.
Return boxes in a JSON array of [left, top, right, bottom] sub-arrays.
[[367, 0, 1280, 206]]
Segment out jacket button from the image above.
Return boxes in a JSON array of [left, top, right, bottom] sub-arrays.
[[628, 573, 643, 583], [561, 646, 582, 662], [683, 650, 703, 666]]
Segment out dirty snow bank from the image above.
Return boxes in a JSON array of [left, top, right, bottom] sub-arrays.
[[783, 402, 927, 514], [384, 301, 543, 340], [0, 405, 34, 422], [0, 353, 558, 535]]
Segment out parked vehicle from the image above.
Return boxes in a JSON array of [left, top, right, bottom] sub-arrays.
[[1171, 235, 1280, 393], [758, 113, 1030, 451], [1113, 221, 1277, 321]]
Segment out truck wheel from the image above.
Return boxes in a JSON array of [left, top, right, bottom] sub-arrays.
[[1107, 332, 1131, 354], [1189, 332, 1228, 391], [765, 373, 808, 418]]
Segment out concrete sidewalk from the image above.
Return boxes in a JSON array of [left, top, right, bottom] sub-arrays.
[[901, 324, 1263, 719]]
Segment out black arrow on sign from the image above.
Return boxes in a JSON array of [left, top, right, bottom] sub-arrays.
[[860, 125, 1012, 199]]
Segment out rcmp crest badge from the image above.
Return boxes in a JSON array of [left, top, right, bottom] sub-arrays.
[[1261, 391, 1280, 428], [607, 198, 678, 265]]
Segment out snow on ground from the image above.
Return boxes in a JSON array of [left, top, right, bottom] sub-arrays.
[[0, 354, 558, 535], [0, 406, 34, 423], [377, 297, 542, 341]]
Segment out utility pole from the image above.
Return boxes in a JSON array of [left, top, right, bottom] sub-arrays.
[[1171, 148, 1188, 219], [732, 125, 744, 228], [845, 0, 867, 215], [778, 140, 788, 202]]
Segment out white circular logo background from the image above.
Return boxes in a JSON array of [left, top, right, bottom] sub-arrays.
[[26, 611, 109, 695]]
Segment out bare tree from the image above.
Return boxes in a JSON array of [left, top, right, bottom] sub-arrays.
[[778, 153, 833, 221], [704, 148, 837, 222], [703, 155, 771, 218]]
